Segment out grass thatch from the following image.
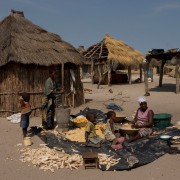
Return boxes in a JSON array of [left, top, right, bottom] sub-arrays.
[[83, 34, 144, 66], [0, 10, 84, 67]]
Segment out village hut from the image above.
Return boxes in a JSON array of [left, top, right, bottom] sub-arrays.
[[82, 34, 144, 88], [0, 10, 84, 117]]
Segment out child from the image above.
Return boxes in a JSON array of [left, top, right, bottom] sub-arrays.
[[104, 111, 125, 150], [19, 92, 31, 138], [85, 112, 101, 148]]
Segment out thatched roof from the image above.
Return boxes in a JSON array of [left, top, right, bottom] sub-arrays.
[[83, 34, 144, 66], [0, 10, 84, 67]]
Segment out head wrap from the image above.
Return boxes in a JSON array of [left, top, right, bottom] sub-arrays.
[[138, 96, 147, 104]]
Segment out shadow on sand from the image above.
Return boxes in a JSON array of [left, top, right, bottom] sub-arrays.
[[150, 83, 176, 93]]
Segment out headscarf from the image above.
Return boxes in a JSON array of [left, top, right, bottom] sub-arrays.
[[138, 96, 147, 104]]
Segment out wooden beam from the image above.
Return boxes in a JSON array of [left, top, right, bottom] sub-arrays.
[[85, 43, 102, 58], [99, 41, 103, 58]]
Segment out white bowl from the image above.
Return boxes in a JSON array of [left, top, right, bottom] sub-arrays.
[[160, 135, 171, 140]]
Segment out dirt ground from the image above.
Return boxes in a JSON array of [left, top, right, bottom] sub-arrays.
[[1, 74, 180, 180]]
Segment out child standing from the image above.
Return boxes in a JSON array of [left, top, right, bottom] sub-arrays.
[[105, 111, 125, 150], [85, 112, 101, 148], [19, 92, 31, 138]]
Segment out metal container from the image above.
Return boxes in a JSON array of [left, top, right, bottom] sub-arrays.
[[55, 108, 71, 131]]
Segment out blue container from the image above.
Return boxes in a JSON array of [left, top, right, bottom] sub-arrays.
[[153, 113, 172, 129]]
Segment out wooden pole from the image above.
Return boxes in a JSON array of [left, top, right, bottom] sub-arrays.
[[97, 65, 102, 89], [139, 64, 143, 83], [91, 59, 94, 84], [175, 64, 180, 94], [144, 62, 150, 96], [159, 60, 166, 87], [61, 63, 64, 108], [108, 60, 111, 86], [128, 66, 132, 84]]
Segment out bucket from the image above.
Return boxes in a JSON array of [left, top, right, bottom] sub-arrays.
[[23, 137, 32, 146], [55, 108, 71, 131], [153, 113, 172, 129]]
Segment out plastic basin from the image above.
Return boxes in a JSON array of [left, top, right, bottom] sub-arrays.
[[153, 113, 172, 129]]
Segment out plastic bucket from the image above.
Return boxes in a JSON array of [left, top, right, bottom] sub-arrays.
[[153, 113, 172, 129], [23, 137, 32, 146], [55, 108, 71, 131]]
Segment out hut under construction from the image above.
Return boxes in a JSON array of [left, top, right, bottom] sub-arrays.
[[0, 10, 84, 117], [82, 34, 144, 88]]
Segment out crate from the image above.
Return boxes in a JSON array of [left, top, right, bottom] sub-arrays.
[[153, 113, 172, 129], [82, 152, 99, 169]]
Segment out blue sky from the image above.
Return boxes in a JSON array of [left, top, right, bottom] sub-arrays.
[[1, 0, 180, 54]]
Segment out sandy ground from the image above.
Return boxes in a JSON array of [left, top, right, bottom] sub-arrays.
[[1, 74, 180, 180]]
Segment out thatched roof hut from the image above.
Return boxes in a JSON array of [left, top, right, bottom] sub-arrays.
[[82, 34, 144, 87], [0, 10, 84, 117]]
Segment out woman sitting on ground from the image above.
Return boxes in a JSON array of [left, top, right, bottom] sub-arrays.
[[127, 96, 154, 142]]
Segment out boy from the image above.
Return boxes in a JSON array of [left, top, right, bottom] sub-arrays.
[[85, 112, 101, 148], [19, 92, 31, 138]]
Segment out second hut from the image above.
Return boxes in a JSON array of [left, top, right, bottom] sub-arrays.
[[82, 34, 144, 88]]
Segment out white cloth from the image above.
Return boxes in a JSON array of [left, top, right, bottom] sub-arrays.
[[138, 96, 147, 104], [7, 113, 21, 123]]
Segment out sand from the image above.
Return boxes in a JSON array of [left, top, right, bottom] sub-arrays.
[[1, 74, 180, 180]]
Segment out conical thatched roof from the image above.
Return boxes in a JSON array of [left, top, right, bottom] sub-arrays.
[[0, 10, 84, 67], [83, 34, 144, 66]]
